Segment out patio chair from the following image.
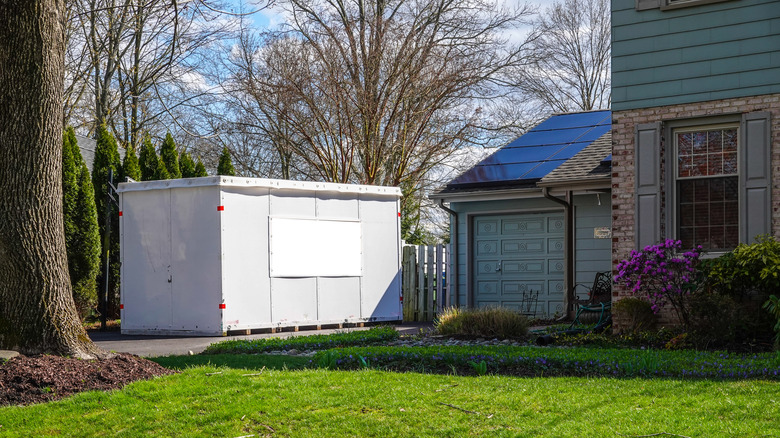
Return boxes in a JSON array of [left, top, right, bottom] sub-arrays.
[[569, 271, 612, 328]]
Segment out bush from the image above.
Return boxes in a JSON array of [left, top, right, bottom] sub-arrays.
[[434, 306, 529, 339], [704, 235, 780, 298], [614, 239, 703, 327], [764, 295, 780, 349], [612, 297, 655, 334]]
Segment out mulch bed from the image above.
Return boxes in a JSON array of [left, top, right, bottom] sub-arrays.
[[0, 353, 176, 406]]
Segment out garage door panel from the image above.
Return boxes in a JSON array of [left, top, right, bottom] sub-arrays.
[[502, 260, 544, 274], [546, 300, 565, 316], [502, 239, 544, 254], [548, 217, 565, 233], [476, 300, 499, 308], [501, 281, 544, 297], [548, 260, 564, 274], [477, 240, 499, 255], [477, 281, 499, 296], [547, 280, 565, 297], [477, 261, 501, 275], [548, 238, 564, 253], [503, 218, 544, 235], [476, 220, 499, 235]]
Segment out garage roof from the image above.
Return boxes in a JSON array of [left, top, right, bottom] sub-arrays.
[[443, 110, 611, 190]]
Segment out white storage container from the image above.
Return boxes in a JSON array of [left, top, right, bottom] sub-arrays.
[[118, 177, 402, 335]]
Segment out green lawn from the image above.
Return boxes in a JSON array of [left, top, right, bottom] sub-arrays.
[[0, 355, 777, 437]]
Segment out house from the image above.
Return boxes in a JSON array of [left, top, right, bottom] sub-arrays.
[[431, 111, 613, 318], [611, 0, 780, 320]]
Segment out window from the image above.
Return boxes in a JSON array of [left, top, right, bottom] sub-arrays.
[[674, 126, 739, 251]]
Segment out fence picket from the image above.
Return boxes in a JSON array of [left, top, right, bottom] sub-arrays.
[[401, 243, 450, 322]]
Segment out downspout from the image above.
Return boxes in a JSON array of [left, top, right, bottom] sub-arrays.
[[542, 187, 574, 318], [437, 199, 459, 307]]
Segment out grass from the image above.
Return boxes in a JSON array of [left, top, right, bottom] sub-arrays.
[[312, 345, 780, 379], [434, 306, 529, 339], [0, 359, 777, 437], [203, 326, 399, 355]]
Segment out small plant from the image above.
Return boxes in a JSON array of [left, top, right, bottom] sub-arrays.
[[612, 297, 655, 334], [468, 360, 488, 376], [614, 239, 703, 327], [358, 355, 371, 369], [434, 306, 529, 339], [317, 350, 339, 369]]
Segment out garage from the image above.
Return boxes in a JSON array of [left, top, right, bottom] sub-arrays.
[[472, 212, 565, 317]]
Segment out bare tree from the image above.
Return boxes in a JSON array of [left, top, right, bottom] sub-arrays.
[[518, 0, 610, 112], [218, 0, 535, 235], [0, 0, 104, 358]]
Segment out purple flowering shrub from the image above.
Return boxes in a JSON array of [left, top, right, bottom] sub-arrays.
[[614, 239, 703, 327]]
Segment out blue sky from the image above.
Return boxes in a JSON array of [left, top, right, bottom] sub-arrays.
[[247, 0, 561, 31]]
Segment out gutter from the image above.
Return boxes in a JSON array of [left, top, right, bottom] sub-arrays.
[[542, 187, 574, 317], [437, 199, 459, 307]]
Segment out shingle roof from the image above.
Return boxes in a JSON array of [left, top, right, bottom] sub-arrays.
[[538, 132, 611, 186]]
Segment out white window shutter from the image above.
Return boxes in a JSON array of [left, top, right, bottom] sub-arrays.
[[740, 112, 772, 244], [635, 122, 662, 250]]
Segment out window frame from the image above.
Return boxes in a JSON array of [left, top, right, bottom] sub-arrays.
[[664, 115, 742, 255]]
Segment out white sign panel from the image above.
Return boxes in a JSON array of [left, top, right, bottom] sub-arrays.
[[270, 217, 362, 277]]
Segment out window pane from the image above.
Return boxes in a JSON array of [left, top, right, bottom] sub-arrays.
[[710, 202, 724, 226], [723, 152, 737, 174], [708, 153, 723, 175], [708, 130, 722, 153], [678, 133, 693, 155], [679, 180, 694, 203], [724, 201, 739, 225], [725, 226, 739, 248], [693, 179, 709, 202], [723, 129, 737, 153], [710, 226, 725, 249], [693, 132, 707, 154], [694, 203, 709, 227], [710, 178, 724, 201], [724, 177, 738, 200]]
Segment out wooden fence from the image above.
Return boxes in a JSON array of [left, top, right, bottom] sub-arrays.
[[402, 244, 452, 322]]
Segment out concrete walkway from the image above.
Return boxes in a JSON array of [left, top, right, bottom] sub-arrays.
[[89, 322, 434, 357]]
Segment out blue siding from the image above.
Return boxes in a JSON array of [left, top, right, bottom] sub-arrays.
[[573, 196, 612, 292], [449, 194, 612, 308], [612, 0, 780, 111]]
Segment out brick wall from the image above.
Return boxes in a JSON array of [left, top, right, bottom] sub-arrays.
[[611, 93, 780, 327]]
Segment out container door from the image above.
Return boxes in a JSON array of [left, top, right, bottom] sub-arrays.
[[121, 189, 172, 329]]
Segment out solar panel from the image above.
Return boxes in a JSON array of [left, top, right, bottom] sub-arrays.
[[446, 110, 611, 187]]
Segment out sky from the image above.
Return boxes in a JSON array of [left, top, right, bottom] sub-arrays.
[[246, 0, 561, 32]]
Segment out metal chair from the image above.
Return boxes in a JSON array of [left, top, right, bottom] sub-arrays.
[[569, 271, 612, 327]]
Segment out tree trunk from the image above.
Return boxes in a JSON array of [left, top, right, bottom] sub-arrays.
[[0, 0, 105, 359]]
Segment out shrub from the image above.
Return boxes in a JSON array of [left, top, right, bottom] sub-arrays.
[[764, 295, 780, 349], [434, 306, 529, 339], [704, 235, 780, 298], [614, 239, 703, 327], [612, 297, 655, 334]]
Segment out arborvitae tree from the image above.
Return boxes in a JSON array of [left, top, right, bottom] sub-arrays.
[[179, 150, 196, 178], [194, 158, 208, 177], [159, 132, 181, 178], [138, 135, 160, 181], [71, 162, 101, 318], [62, 129, 101, 318], [154, 155, 171, 180], [217, 147, 236, 176], [62, 128, 79, 251], [92, 125, 122, 318], [122, 143, 141, 182]]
